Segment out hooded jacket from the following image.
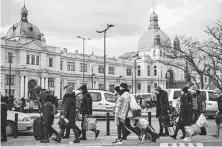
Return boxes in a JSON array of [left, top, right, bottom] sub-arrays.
[[78, 85, 92, 114], [156, 90, 170, 118]]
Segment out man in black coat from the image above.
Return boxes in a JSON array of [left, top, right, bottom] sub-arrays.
[[77, 85, 100, 140], [155, 87, 170, 136], [1, 95, 8, 142], [39, 88, 59, 143]]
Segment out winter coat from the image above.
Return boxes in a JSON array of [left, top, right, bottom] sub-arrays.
[[179, 92, 193, 126], [217, 93, 222, 113], [79, 85, 92, 114], [39, 91, 54, 126], [156, 90, 170, 118], [1, 101, 8, 126], [115, 91, 131, 122], [60, 92, 76, 127], [197, 93, 206, 113]]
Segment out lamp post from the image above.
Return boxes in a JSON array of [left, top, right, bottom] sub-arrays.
[[8, 53, 13, 97], [134, 57, 141, 94], [77, 36, 91, 84], [96, 24, 114, 90]]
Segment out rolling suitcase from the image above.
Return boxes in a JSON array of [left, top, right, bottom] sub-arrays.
[[33, 114, 44, 140]]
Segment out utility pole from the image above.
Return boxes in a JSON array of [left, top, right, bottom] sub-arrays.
[[8, 53, 13, 97]]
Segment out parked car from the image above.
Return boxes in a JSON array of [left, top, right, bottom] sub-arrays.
[[6, 110, 33, 136], [164, 89, 218, 118], [75, 90, 117, 118]]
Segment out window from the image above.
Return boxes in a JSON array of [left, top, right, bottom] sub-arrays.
[[26, 55, 30, 64], [154, 66, 157, 76], [36, 56, 39, 65], [48, 78, 55, 87], [126, 68, 132, 76], [89, 92, 102, 102], [147, 85, 151, 93], [49, 58, 53, 67], [153, 50, 156, 56], [147, 66, 150, 76], [104, 93, 116, 103], [67, 62, 75, 71], [154, 83, 157, 88], [99, 84, 104, 90], [5, 89, 15, 97], [109, 84, 114, 93], [60, 61, 63, 70], [80, 63, 87, 72], [31, 55, 35, 65], [8, 52, 13, 63], [5, 75, 15, 85], [173, 91, 181, 99], [138, 66, 141, 76], [98, 65, 104, 73], [109, 66, 115, 75], [208, 91, 217, 101], [138, 83, 141, 90]]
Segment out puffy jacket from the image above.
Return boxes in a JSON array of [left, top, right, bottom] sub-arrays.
[[217, 93, 222, 112]]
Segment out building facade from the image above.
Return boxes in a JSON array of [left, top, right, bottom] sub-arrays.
[[1, 5, 189, 100]]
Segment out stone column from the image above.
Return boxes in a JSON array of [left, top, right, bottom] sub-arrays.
[[41, 77, 45, 88], [45, 77, 48, 90], [37, 77, 41, 86], [24, 76, 28, 98], [20, 76, 24, 97]]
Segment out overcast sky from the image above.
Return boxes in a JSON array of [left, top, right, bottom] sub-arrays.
[[1, 0, 222, 57]]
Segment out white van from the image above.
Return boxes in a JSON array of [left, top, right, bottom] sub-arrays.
[[164, 89, 218, 118], [75, 90, 117, 117]]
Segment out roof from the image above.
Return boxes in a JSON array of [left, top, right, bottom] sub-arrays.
[[118, 51, 138, 60]]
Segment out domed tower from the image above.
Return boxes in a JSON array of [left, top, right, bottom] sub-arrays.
[[173, 36, 180, 50], [149, 11, 160, 30], [6, 4, 43, 40]]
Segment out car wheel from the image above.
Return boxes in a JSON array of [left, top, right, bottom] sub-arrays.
[[6, 121, 16, 137]]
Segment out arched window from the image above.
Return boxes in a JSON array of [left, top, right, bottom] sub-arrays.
[[154, 66, 157, 76], [153, 50, 156, 56]]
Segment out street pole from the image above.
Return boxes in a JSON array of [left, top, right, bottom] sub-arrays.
[[8, 53, 12, 97], [96, 24, 114, 91], [104, 31, 106, 90], [77, 36, 90, 85], [132, 71, 133, 94], [134, 60, 136, 94], [92, 67, 94, 89]]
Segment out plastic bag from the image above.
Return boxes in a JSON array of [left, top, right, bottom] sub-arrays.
[[190, 124, 200, 136], [87, 118, 97, 131], [196, 113, 208, 127], [130, 95, 141, 111], [184, 126, 192, 137]]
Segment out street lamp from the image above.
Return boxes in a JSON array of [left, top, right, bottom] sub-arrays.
[[133, 56, 141, 94], [77, 36, 91, 84], [96, 24, 114, 90]]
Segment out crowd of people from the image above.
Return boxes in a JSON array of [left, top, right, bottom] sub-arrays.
[[1, 83, 222, 144]]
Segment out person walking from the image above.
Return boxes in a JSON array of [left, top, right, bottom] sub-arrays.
[[112, 83, 131, 144], [212, 89, 222, 138], [39, 88, 59, 143], [1, 95, 8, 142], [195, 90, 207, 135], [20, 97, 26, 112], [53, 86, 80, 143], [77, 85, 100, 140], [154, 87, 170, 137]]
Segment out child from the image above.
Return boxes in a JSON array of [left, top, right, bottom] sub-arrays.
[[133, 117, 159, 143]]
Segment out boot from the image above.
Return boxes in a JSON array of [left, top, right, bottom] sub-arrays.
[[52, 130, 64, 143], [162, 128, 169, 136], [95, 130, 100, 139], [211, 124, 220, 138], [170, 125, 179, 140], [72, 128, 80, 143], [180, 126, 186, 139], [79, 130, 87, 140], [199, 127, 207, 135], [40, 138, 49, 143], [145, 126, 159, 142], [63, 128, 70, 139]]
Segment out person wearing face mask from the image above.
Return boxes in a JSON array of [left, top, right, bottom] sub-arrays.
[[77, 85, 100, 140], [211, 88, 222, 138]]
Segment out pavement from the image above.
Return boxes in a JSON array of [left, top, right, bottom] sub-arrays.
[[1, 115, 222, 147]]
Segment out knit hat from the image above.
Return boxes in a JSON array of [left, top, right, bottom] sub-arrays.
[[114, 86, 120, 93], [182, 86, 189, 93], [66, 86, 74, 93], [155, 86, 162, 92], [120, 83, 128, 89]]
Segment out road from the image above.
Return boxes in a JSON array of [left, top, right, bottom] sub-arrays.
[[1, 117, 222, 147]]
